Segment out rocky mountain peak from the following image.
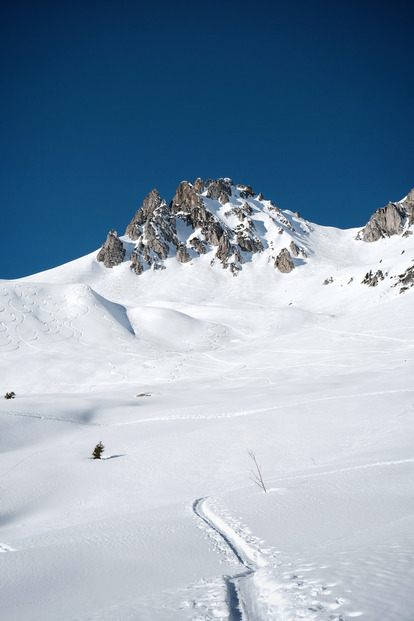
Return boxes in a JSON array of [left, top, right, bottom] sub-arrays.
[[125, 189, 164, 241], [97, 177, 309, 276]]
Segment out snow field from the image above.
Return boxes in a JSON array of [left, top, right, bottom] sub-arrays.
[[1, 216, 414, 619]]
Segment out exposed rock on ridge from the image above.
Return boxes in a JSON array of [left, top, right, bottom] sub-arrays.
[[275, 248, 295, 273], [126, 190, 179, 272], [359, 189, 414, 242], [395, 265, 414, 293], [171, 181, 225, 247], [97, 177, 307, 277], [97, 230, 125, 268], [361, 270, 385, 287]]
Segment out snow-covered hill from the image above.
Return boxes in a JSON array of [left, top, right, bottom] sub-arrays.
[[1, 180, 414, 620]]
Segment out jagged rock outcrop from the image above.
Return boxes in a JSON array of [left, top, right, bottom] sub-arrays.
[[176, 244, 191, 263], [361, 270, 385, 287], [236, 227, 263, 253], [97, 177, 309, 278], [126, 190, 163, 240], [361, 203, 405, 242], [206, 178, 232, 204], [238, 185, 255, 199], [232, 246, 243, 264], [190, 237, 208, 254], [172, 181, 204, 220], [232, 202, 253, 221], [124, 190, 179, 271], [359, 189, 414, 242], [97, 230, 125, 268], [396, 265, 414, 293], [288, 240, 307, 258], [130, 244, 144, 275], [202, 220, 223, 246], [172, 181, 224, 246], [290, 241, 300, 257], [216, 234, 231, 262], [193, 177, 205, 194], [402, 188, 414, 226], [275, 248, 294, 273]]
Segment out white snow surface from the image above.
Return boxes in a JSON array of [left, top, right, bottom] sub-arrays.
[[1, 207, 414, 620]]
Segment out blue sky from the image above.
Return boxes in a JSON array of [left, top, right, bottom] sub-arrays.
[[1, 0, 413, 279]]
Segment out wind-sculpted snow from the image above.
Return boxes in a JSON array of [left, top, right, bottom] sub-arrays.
[[0, 282, 132, 352], [0, 281, 240, 392], [127, 305, 233, 351]]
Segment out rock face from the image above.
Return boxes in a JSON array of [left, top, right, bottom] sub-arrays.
[[97, 230, 125, 268], [193, 177, 204, 194], [93, 180, 414, 300], [289, 241, 300, 257], [205, 178, 232, 204], [361, 203, 404, 242], [275, 248, 294, 273], [396, 265, 414, 293], [171, 181, 205, 222], [361, 270, 385, 287], [176, 243, 191, 263], [125, 190, 179, 271], [172, 181, 225, 246], [403, 188, 414, 226], [125, 190, 163, 240], [130, 244, 145, 275], [238, 185, 255, 199], [190, 237, 208, 254], [97, 177, 307, 277], [216, 233, 231, 262], [359, 188, 414, 242]]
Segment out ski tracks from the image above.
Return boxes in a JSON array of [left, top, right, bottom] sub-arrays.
[[193, 497, 349, 621]]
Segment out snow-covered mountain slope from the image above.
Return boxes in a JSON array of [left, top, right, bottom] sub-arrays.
[[1, 181, 414, 620]]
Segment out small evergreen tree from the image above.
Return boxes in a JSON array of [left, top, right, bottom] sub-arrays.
[[92, 441, 105, 459]]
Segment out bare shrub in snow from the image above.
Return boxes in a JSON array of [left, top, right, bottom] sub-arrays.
[[4, 391, 16, 399], [248, 449, 267, 493]]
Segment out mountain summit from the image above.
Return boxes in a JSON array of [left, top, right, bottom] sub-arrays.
[[96, 178, 414, 285], [97, 178, 308, 276]]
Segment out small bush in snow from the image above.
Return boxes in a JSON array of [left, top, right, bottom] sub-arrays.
[[4, 391, 16, 399], [92, 441, 105, 459], [248, 449, 267, 493]]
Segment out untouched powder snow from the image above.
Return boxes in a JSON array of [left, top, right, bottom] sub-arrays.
[[1, 206, 414, 620]]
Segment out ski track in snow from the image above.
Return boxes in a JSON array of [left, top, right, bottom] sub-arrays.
[[0, 409, 103, 427], [193, 497, 350, 620], [274, 457, 414, 484], [112, 386, 414, 425], [318, 325, 414, 345], [193, 497, 263, 620]]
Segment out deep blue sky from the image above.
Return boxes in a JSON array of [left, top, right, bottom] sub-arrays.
[[1, 0, 413, 279]]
